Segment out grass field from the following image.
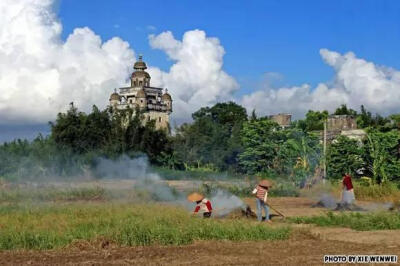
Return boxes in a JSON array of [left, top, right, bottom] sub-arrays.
[[0, 203, 291, 250], [289, 211, 400, 231]]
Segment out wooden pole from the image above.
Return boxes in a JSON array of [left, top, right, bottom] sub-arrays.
[[265, 203, 285, 218]]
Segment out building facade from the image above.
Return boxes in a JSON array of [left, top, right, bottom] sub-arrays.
[[269, 113, 292, 128], [327, 115, 357, 131], [322, 115, 365, 142], [109, 56, 172, 130]]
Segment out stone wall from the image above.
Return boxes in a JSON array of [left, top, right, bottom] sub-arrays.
[[144, 111, 170, 131], [327, 115, 357, 131], [269, 113, 292, 128]]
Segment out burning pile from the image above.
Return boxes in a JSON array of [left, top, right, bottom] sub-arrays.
[[222, 205, 258, 219], [312, 194, 365, 211], [334, 203, 365, 211], [241, 205, 258, 218]]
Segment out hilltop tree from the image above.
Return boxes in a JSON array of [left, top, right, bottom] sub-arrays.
[[171, 102, 248, 171], [296, 110, 329, 131], [334, 104, 357, 116], [327, 136, 363, 179]]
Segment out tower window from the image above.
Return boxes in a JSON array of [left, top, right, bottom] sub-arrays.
[[159, 117, 161, 122], [139, 81, 142, 86]]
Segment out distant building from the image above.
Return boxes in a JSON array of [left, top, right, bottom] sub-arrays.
[[327, 115, 357, 131], [323, 115, 365, 142], [109, 55, 172, 130], [269, 113, 292, 128]]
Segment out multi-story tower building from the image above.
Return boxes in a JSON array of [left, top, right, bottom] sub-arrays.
[[109, 55, 172, 130]]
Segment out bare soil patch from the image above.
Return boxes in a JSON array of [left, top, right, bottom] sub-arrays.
[[244, 197, 328, 218], [0, 238, 398, 266]]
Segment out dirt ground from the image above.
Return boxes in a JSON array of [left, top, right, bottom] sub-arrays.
[[244, 196, 328, 218], [1, 197, 399, 265], [0, 238, 398, 266]]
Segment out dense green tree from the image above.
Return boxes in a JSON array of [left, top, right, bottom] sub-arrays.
[[296, 110, 328, 131], [326, 136, 363, 179], [275, 129, 321, 179], [50, 103, 89, 153], [171, 102, 247, 171], [192, 101, 247, 132], [239, 118, 321, 181], [363, 130, 400, 183], [356, 105, 391, 130], [389, 114, 400, 129], [334, 104, 357, 116], [50, 103, 170, 164], [239, 119, 281, 173]]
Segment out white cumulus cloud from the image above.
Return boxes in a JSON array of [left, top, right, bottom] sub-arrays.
[[240, 49, 400, 118], [0, 0, 135, 124], [1, 0, 400, 128], [148, 30, 239, 123]]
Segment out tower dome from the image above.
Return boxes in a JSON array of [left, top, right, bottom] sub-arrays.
[[109, 89, 121, 107], [162, 89, 172, 112], [132, 71, 150, 79], [131, 55, 151, 87], [133, 55, 147, 71], [162, 91, 172, 101], [109, 91, 121, 101]]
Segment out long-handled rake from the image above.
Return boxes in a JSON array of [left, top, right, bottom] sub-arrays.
[[266, 203, 286, 218]]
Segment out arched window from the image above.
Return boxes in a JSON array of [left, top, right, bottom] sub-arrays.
[[139, 81, 142, 86], [159, 117, 161, 122]]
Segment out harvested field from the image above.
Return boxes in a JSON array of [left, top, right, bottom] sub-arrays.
[[0, 238, 399, 266], [1, 182, 399, 265], [243, 197, 328, 218]]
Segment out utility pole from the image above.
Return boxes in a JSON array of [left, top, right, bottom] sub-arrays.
[[323, 119, 327, 184]]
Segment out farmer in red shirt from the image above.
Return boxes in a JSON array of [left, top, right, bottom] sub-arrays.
[[187, 193, 213, 218], [252, 179, 272, 222], [341, 173, 355, 205]]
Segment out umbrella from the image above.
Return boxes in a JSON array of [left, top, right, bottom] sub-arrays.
[[259, 179, 272, 188], [187, 192, 204, 202]]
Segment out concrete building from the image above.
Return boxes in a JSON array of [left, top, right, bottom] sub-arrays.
[[109, 55, 172, 130], [327, 115, 357, 131], [269, 113, 292, 128], [322, 115, 365, 142]]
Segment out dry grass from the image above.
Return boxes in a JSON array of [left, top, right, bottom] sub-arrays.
[[0, 203, 291, 250]]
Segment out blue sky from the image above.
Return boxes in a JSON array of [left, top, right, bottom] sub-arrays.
[[59, 0, 400, 93], [1, 0, 400, 142]]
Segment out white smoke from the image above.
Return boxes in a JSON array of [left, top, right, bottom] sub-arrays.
[[94, 155, 246, 215], [210, 190, 245, 217], [94, 155, 181, 202]]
